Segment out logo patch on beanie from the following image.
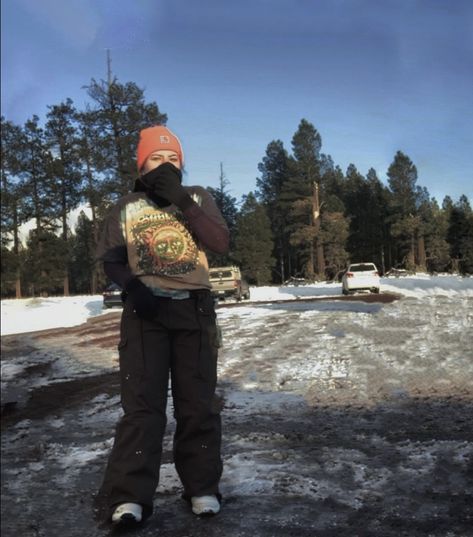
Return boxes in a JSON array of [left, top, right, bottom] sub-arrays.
[[160, 135, 170, 144]]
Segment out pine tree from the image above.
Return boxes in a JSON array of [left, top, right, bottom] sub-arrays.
[[255, 139, 290, 282], [322, 164, 345, 204], [76, 109, 105, 293], [442, 195, 454, 214], [387, 151, 418, 215], [69, 211, 97, 293], [420, 198, 450, 273], [18, 116, 61, 293], [343, 164, 372, 261], [366, 168, 390, 273], [234, 193, 275, 285], [447, 195, 473, 274], [281, 119, 325, 279], [340, 165, 389, 271], [206, 163, 238, 266], [84, 75, 167, 198], [320, 211, 349, 279], [386, 151, 424, 270], [21, 116, 57, 231], [1, 117, 27, 296], [1, 246, 22, 297], [23, 229, 68, 296], [45, 98, 83, 295]]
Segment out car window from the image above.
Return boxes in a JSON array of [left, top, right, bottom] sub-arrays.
[[349, 264, 376, 272], [210, 270, 233, 278], [105, 283, 121, 291]]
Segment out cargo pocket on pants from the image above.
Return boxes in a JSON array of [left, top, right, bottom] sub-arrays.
[[118, 309, 146, 380]]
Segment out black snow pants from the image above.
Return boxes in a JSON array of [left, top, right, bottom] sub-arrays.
[[99, 289, 222, 518]]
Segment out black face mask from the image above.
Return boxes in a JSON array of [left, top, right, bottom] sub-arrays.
[[133, 162, 183, 207]]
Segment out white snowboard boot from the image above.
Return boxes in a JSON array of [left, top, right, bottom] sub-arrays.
[[111, 502, 143, 524], [191, 495, 220, 516]]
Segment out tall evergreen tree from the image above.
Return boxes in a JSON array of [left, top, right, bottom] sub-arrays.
[[320, 211, 349, 279], [19, 116, 61, 291], [366, 168, 390, 272], [387, 151, 418, 215], [21, 116, 56, 231], [419, 197, 450, 273], [447, 195, 473, 274], [206, 163, 238, 266], [341, 165, 389, 271], [343, 164, 371, 261], [23, 229, 68, 296], [76, 109, 105, 293], [1, 117, 27, 296], [280, 119, 325, 279], [69, 211, 97, 293], [256, 140, 290, 282], [322, 164, 345, 204], [234, 193, 275, 285], [45, 98, 83, 295], [442, 195, 454, 214], [387, 151, 423, 269], [84, 76, 167, 197]]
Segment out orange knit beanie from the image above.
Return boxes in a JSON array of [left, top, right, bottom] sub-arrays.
[[136, 125, 184, 171]]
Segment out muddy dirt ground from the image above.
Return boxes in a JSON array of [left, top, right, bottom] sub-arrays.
[[1, 295, 472, 537]]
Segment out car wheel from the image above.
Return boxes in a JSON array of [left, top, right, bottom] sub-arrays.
[[372, 288, 380, 294]]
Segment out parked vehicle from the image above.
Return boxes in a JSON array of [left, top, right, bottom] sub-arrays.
[[341, 263, 380, 295], [102, 283, 123, 308], [209, 266, 250, 301]]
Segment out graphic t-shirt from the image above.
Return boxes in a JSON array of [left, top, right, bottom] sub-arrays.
[[97, 187, 225, 291]]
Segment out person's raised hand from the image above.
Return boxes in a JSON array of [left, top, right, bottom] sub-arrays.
[[141, 163, 193, 209]]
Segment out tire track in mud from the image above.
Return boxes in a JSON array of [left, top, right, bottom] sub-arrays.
[[1, 312, 122, 426], [216, 291, 401, 309]]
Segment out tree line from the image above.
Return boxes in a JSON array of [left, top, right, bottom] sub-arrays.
[[1, 77, 472, 298]]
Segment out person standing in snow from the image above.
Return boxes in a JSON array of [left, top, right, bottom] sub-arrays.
[[95, 125, 228, 525]]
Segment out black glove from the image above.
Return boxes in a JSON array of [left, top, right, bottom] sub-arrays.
[[140, 162, 193, 210], [125, 278, 157, 321]]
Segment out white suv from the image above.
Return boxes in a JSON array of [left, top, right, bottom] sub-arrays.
[[341, 263, 380, 295]]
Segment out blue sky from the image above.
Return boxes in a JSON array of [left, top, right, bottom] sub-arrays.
[[2, 0, 472, 205]]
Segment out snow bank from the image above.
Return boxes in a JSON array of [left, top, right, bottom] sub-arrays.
[[0, 295, 106, 336], [380, 273, 473, 298], [254, 274, 473, 301], [1, 275, 472, 336], [249, 282, 341, 301]]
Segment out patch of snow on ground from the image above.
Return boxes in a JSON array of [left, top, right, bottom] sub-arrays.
[[380, 274, 473, 298], [0, 295, 106, 335]]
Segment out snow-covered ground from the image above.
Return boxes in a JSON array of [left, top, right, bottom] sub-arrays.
[[2, 274, 472, 336], [1, 274, 473, 536]]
